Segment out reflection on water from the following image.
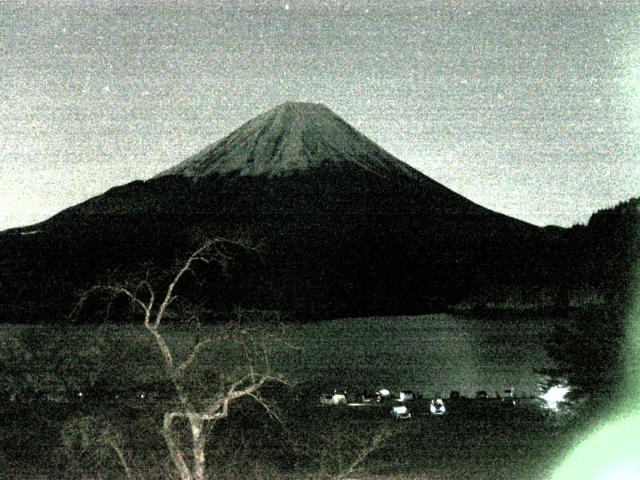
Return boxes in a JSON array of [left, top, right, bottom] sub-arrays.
[[284, 313, 561, 396]]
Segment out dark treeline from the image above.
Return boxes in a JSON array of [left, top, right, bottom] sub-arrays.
[[563, 197, 639, 307], [542, 197, 639, 400], [0, 168, 637, 324]]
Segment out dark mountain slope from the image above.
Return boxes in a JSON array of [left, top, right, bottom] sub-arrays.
[[0, 103, 560, 323]]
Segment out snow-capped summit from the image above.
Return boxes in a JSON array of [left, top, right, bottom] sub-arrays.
[[156, 102, 422, 180]]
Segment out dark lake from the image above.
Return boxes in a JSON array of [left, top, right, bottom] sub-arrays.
[[283, 313, 560, 397]]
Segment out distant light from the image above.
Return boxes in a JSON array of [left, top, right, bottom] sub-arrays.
[[541, 385, 571, 411], [378, 388, 390, 397]]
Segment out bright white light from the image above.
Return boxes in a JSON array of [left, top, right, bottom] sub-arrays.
[[378, 388, 390, 397], [551, 414, 640, 480], [541, 385, 571, 411], [601, 462, 640, 480]]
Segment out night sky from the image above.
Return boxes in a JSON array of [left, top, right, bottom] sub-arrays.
[[2, 0, 639, 230]]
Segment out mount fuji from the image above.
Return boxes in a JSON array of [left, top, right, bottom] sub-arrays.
[[0, 102, 560, 322], [156, 102, 425, 180]]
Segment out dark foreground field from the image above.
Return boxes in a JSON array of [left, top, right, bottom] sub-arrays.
[[0, 315, 587, 479], [0, 391, 590, 480]]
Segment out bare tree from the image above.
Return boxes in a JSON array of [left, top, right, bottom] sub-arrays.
[[76, 239, 286, 480], [61, 415, 132, 480], [292, 422, 399, 480], [330, 429, 389, 480]]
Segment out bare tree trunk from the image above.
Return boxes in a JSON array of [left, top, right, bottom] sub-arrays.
[[190, 416, 207, 480], [107, 439, 132, 480], [164, 413, 193, 480]]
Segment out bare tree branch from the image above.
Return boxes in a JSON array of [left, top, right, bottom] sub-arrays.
[[333, 431, 387, 480], [246, 392, 282, 424], [73, 285, 152, 322], [177, 338, 214, 374], [153, 240, 213, 330]]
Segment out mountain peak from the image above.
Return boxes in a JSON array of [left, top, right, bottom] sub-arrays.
[[155, 102, 422, 180], [272, 100, 331, 112]]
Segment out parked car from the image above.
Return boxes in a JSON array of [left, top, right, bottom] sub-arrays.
[[377, 388, 391, 400], [391, 403, 411, 419], [360, 392, 380, 403], [430, 397, 446, 415], [475, 390, 489, 400], [501, 388, 516, 406]]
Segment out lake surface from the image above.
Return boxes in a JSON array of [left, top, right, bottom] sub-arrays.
[[0, 312, 560, 400], [282, 313, 560, 397]]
